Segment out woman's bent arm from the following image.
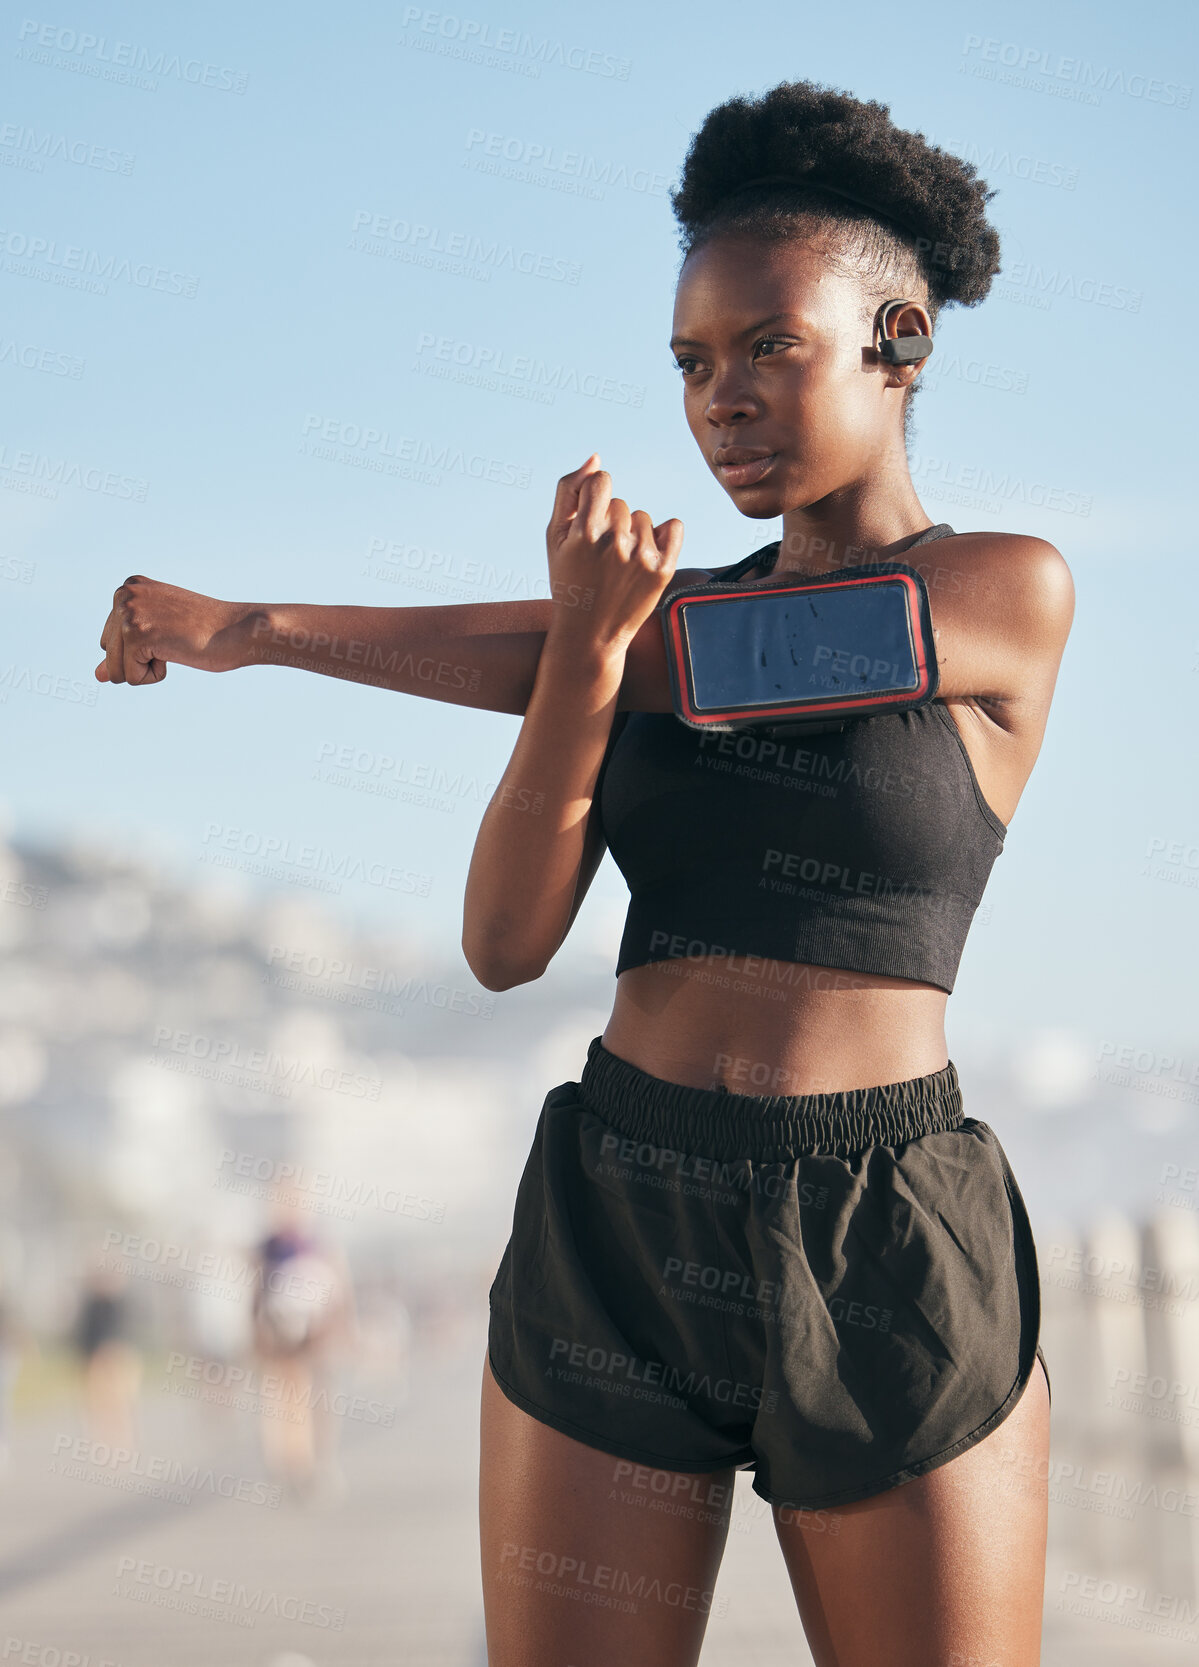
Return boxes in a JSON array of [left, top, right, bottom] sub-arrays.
[[461, 458, 682, 989], [461, 636, 625, 990]]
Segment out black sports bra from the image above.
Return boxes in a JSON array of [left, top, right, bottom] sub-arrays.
[[595, 524, 1005, 994]]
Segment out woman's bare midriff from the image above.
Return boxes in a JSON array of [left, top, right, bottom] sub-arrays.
[[600, 955, 950, 1096]]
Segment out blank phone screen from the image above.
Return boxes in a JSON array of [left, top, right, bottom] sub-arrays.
[[681, 582, 920, 713]]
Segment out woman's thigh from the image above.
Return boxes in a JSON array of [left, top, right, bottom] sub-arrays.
[[772, 1355, 1051, 1667], [479, 1352, 737, 1667]]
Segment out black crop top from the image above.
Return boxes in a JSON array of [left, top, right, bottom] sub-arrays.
[[595, 524, 1006, 994]]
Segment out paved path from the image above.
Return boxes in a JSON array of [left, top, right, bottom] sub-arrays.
[[0, 1316, 1189, 1664]]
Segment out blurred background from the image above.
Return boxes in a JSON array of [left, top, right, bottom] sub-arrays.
[[0, 0, 1196, 1661]]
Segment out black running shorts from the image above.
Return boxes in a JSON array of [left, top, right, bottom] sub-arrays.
[[487, 1036, 1050, 1511]]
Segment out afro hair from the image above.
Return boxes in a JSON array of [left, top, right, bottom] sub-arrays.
[[670, 79, 1002, 325]]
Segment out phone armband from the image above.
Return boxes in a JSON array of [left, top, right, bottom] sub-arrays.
[[659, 561, 938, 737]]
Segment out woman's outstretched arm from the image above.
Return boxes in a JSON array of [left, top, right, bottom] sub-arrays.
[[93, 577, 675, 715], [95, 576, 556, 714]]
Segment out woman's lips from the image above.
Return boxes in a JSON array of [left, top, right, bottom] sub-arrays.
[[716, 452, 778, 486]]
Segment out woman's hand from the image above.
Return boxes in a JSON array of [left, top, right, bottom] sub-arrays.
[[95, 576, 258, 684], [545, 454, 684, 656]]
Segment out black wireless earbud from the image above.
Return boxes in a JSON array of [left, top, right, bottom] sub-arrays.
[[875, 298, 934, 364]]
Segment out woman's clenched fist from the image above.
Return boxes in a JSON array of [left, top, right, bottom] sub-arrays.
[[545, 454, 684, 655], [95, 576, 254, 685]]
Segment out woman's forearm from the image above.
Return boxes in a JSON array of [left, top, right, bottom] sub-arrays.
[[238, 595, 673, 715], [238, 598, 557, 714], [461, 636, 626, 989]]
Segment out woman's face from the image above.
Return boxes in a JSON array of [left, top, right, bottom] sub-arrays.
[[670, 232, 918, 518]]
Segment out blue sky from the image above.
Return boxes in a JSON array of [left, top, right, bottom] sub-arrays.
[[1, 0, 1196, 1061]]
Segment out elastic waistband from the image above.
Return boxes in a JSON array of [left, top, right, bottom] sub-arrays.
[[578, 1036, 963, 1161]]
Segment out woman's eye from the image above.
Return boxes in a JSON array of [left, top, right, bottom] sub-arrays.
[[673, 338, 792, 376]]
